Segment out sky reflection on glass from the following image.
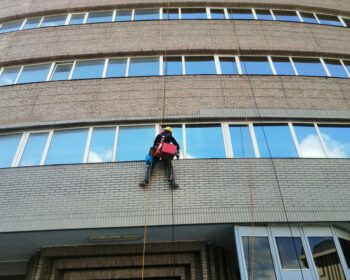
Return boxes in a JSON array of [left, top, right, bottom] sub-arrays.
[[276, 237, 309, 269], [134, 10, 159, 21], [230, 9, 254, 20], [86, 11, 113, 23], [22, 18, 41, 30], [293, 58, 326, 77], [210, 9, 226, 19], [164, 57, 182, 75], [319, 125, 350, 158], [255, 9, 273, 20], [69, 14, 85, 25], [317, 14, 342, 26], [300, 12, 318, 24], [19, 133, 48, 166], [17, 64, 51, 84], [185, 57, 216, 75], [0, 134, 21, 168], [51, 64, 73, 81], [274, 10, 300, 22], [72, 60, 104, 80], [0, 21, 23, 33], [181, 8, 207, 19], [88, 127, 115, 162], [0, 67, 20, 86], [220, 57, 238, 74], [272, 57, 295, 75], [106, 59, 127, 78], [116, 10, 132, 21], [324, 59, 348, 78], [240, 57, 272, 75], [163, 9, 180, 20], [294, 124, 325, 158], [229, 125, 255, 158], [41, 15, 67, 27], [129, 58, 159, 76]]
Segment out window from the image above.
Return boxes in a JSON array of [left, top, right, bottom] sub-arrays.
[[163, 8, 180, 20], [293, 58, 326, 77], [0, 67, 21, 86], [220, 57, 238, 74], [164, 57, 183, 75], [115, 10, 132, 22], [318, 125, 350, 158], [185, 124, 226, 158], [229, 125, 255, 158], [343, 18, 350, 28], [106, 59, 127, 78], [240, 57, 272, 75], [0, 20, 23, 33], [276, 237, 309, 269], [273, 10, 300, 22], [271, 57, 295, 75], [255, 9, 273, 20], [343, 60, 350, 75], [71, 60, 105, 80], [339, 238, 350, 268], [69, 13, 86, 25], [293, 124, 325, 158], [300, 12, 318, 24], [229, 9, 254, 20], [254, 124, 298, 157], [128, 57, 159, 77], [22, 18, 42, 30], [134, 9, 159, 21], [116, 126, 155, 161], [324, 59, 348, 78], [86, 11, 113, 23], [210, 9, 226, 20], [40, 15, 67, 27], [181, 8, 207, 20], [16, 64, 51, 84], [317, 14, 342, 26], [0, 134, 21, 168], [88, 127, 115, 163], [45, 129, 88, 164], [185, 56, 216, 75], [19, 132, 48, 166], [50, 63, 73, 81]]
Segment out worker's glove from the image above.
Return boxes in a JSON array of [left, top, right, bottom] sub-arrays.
[[176, 153, 180, 159]]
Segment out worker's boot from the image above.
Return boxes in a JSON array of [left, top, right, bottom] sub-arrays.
[[170, 181, 179, 189], [139, 180, 148, 188]]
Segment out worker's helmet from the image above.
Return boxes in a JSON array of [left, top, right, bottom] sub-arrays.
[[164, 126, 173, 133]]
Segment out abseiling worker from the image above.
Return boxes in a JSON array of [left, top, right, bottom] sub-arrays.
[[140, 126, 180, 189]]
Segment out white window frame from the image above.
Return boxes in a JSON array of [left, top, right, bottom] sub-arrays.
[[340, 59, 350, 78], [268, 56, 277, 75], [296, 11, 303, 22], [102, 58, 109, 78], [288, 123, 301, 157], [289, 57, 299, 75], [270, 9, 276, 21], [46, 62, 56, 81], [112, 10, 117, 22], [338, 16, 347, 27], [65, 14, 71, 25], [214, 55, 221, 74], [19, 19, 27, 30], [314, 123, 330, 158], [83, 127, 93, 163], [14, 66, 24, 84], [313, 13, 321, 24], [11, 132, 27, 167], [320, 58, 331, 77], [251, 8, 258, 20]]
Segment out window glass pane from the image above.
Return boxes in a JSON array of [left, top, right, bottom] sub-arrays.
[[134, 9, 159, 21], [317, 14, 342, 26], [0, 20, 23, 33], [116, 10, 132, 22], [163, 8, 180, 20], [19, 133, 48, 166], [229, 125, 255, 158], [255, 9, 273, 20], [242, 237, 277, 280], [181, 8, 207, 20], [343, 61, 350, 75], [164, 57, 182, 75], [116, 126, 155, 161], [0, 134, 21, 168], [22, 18, 41, 30], [186, 125, 226, 158], [45, 129, 88, 164], [0, 67, 21, 86], [271, 57, 295, 75], [129, 57, 159, 77], [293, 58, 326, 77], [210, 9, 226, 20], [17, 64, 51, 84], [86, 11, 113, 23], [106, 59, 127, 78], [220, 57, 238, 74], [254, 124, 298, 158], [276, 237, 309, 269], [324, 59, 348, 78], [41, 15, 67, 27], [51, 63, 73, 81], [240, 57, 272, 75], [185, 56, 216, 75], [318, 125, 350, 158], [339, 238, 350, 268], [293, 124, 325, 158], [274, 10, 300, 22], [88, 127, 115, 163], [300, 12, 318, 24], [161, 125, 183, 158], [308, 237, 346, 280], [230, 9, 254, 20], [69, 13, 86, 25], [72, 60, 104, 80]]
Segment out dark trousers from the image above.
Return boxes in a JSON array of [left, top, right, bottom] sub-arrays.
[[144, 157, 175, 183]]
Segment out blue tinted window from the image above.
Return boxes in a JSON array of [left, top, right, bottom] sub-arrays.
[[69, 14, 86, 25], [0, 67, 21, 86], [45, 129, 88, 164], [317, 14, 342, 26], [181, 8, 207, 19], [255, 9, 273, 20], [51, 63, 73, 81], [17, 64, 51, 84], [230, 9, 254, 20], [293, 58, 326, 77], [163, 9, 180, 20], [185, 56, 216, 75], [86, 11, 113, 23], [293, 124, 325, 158], [274, 10, 300, 22], [88, 127, 115, 162], [164, 57, 182, 75], [162, 125, 183, 157], [240, 57, 272, 75], [0, 134, 21, 168], [186, 125, 226, 158], [117, 126, 155, 161], [72, 60, 104, 80], [41, 15, 67, 27], [324, 59, 348, 78], [129, 58, 159, 77], [229, 125, 255, 158], [116, 10, 132, 22], [134, 9, 159, 21], [300, 12, 318, 24], [276, 237, 309, 269], [106, 59, 127, 78], [271, 57, 295, 75], [0, 20, 23, 33], [254, 124, 298, 157], [220, 57, 238, 74], [210, 9, 226, 19], [344, 61, 350, 75], [19, 132, 48, 166], [318, 125, 350, 158], [22, 18, 41, 30]]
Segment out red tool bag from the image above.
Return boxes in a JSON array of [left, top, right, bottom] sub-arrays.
[[153, 142, 177, 159]]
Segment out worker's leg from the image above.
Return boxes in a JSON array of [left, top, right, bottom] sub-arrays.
[[166, 159, 179, 189], [140, 158, 159, 187]]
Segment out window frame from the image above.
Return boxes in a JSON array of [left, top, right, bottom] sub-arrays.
[[15, 62, 52, 84]]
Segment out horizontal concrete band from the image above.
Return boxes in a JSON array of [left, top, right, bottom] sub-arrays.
[[0, 158, 349, 232]]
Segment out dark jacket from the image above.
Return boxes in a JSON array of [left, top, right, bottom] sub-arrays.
[[153, 132, 180, 152]]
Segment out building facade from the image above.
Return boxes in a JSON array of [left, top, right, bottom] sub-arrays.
[[0, 0, 350, 279]]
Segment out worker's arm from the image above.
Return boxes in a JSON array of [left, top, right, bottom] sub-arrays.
[[171, 136, 180, 152], [153, 134, 162, 147]]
